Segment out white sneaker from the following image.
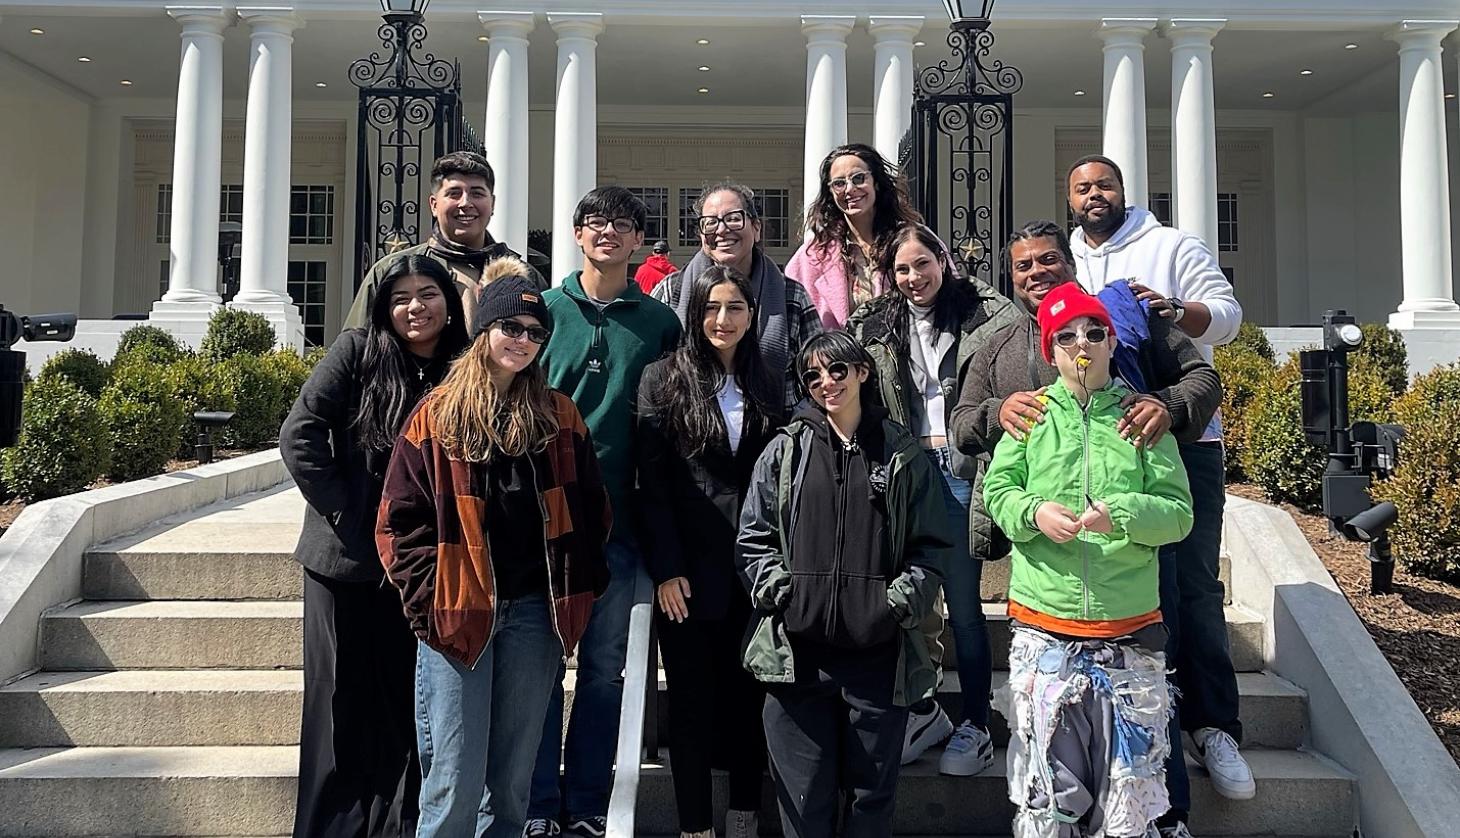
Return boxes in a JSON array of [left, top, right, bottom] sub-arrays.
[[901, 702, 954, 765], [938, 721, 994, 776], [725, 809, 758, 838], [1157, 822, 1196, 838], [1190, 727, 1256, 800]]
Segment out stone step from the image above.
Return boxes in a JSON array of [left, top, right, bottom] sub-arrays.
[[39, 601, 302, 671], [633, 748, 1356, 836], [0, 670, 301, 747], [83, 547, 300, 601], [646, 669, 1307, 751], [0, 746, 295, 837]]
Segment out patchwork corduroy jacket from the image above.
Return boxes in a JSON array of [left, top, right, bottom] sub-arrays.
[[376, 389, 613, 668]]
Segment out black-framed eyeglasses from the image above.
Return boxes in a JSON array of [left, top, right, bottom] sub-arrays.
[[828, 170, 872, 194], [1054, 326, 1108, 348], [801, 361, 852, 392], [697, 210, 749, 235], [494, 318, 552, 345], [581, 215, 638, 234]]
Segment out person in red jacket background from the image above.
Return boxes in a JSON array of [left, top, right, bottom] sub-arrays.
[[635, 240, 677, 293]]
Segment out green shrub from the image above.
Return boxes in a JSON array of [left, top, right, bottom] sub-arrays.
[[200, 309, 277, 363], [304, 345, 329, 369], [1227, 321, 1275, 363], [1242, 353, 1393, 510], [216, 354, 287, 448], [1372, 364, 1460, 582], [37, 349, 110, 399], [261, 349, 312, 428], [115, 324, 186, 366], [1353, 322, 1409, 396], [99, 360, 188, 482], [1212, 346, 1276, 482], [164, 354, 238, 457], [1, 377, 111, 500]]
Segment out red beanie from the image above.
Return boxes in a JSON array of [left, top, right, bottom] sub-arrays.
[[1037, 283, 1114, 362]]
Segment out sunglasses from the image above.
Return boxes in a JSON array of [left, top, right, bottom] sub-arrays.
[[801, 361, 852, 392], [494, 318, 552, 345], [1053, 326, 1109, 348], [829, 170, 872, 194]]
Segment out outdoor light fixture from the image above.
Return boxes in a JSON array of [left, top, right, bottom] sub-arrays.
[[192, 411, 236, 465], [379, 0, 429, 19], [943, 0, 997, 29]]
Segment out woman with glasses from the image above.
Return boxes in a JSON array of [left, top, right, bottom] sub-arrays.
[[282, 254, 468, 838], [637, 265, 782, 838], [652, 181, 821, 411], [377, 261, 611, 838], [787, 143, 924, 330], [845, 224, 1020, 778], [737, 330, 952, 838]]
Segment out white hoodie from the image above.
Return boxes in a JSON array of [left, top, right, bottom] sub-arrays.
[[1070, 204, 1242, 441]]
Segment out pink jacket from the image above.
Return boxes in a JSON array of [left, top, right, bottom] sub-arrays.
[[785, 238, 889, 330]]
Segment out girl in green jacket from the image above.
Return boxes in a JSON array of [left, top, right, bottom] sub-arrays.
[[982, 283, 1193, 838]]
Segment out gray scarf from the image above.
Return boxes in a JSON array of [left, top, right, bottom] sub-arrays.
[[670, 249, 791, 382]]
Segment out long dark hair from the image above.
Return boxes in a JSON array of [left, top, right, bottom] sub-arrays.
[[803, 143, 922, 265], [876, 223, 984, 337], [355, 255, 469, 452], [646, 265, 776, 456]]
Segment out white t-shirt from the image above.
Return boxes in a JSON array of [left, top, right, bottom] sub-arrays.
[[717, 377, 745, 454]]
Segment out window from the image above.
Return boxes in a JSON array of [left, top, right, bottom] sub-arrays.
[[679, 189, 701, 247], [290, 185, 335, 245], [1222, 266, 1236, 287], [1217, 193, 1239, 253], [155, 184, 243, 244], [756, 188, 791, 248], [287, 261, 328, 347], [156, 185, 173, 244], [625, 187, 669, 244], [159, 261, 170, 298], [1149, 192, 1173, 227]]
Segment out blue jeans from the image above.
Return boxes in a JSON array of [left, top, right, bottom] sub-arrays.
[[529, 534, 639, 821], [415, 595, 563, 838], [928, 447, 993, 727]]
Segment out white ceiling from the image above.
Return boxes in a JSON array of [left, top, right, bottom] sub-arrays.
[[0, 10, 1447, 114]]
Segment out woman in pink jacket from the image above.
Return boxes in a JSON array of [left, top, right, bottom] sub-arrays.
[[786, 143, 923, 329]]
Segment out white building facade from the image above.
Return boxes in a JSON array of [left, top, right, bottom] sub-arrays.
[[3, 0, 1460, 369]]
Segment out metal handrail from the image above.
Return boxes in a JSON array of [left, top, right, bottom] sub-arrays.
[[605, 566, 655, 838]]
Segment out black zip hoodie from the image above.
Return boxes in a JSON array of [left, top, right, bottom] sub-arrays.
[[784, 404, 900, 650]]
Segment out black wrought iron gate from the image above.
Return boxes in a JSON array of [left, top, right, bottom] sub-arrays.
[[900, 22, 1023, 298], [350, 12, 484, 289]]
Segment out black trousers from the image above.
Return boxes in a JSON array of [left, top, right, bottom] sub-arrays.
[[657, 599, 768, 833], [293, 569, 421, 838], [762, 644, 906, 838]]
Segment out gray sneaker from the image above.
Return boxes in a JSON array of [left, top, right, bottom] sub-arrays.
[[1158, 822, 1195, 838]]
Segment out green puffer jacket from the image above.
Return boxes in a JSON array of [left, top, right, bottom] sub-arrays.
[[735, 409, 952, 706], [983, 379, 1194, 622], [846, 278, 1022, 562]]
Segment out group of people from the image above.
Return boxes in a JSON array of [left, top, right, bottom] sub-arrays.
[[280, 141, 1248, 838]]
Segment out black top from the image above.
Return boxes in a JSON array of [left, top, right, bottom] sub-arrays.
[[483, 450, 549, 600]]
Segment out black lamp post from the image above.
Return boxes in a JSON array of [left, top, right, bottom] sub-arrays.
[[943, 0, 998, 31]]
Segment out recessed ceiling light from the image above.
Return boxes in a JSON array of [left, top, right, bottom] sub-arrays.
[[1262, 91, 1276, 98], [29, 28, 44, 35], [697, 87, 709, 94], [914, 40, 926, 47], [697, 65, 710, 72], [696, 38, 710, 45], [477, 35, 488, 42], [1345, 43, 1359, 50], [315, 82, 328, 88], [1300, 69, 1314, 76], [1074, 89, 1086, 96], [120, 79, 133, 86], [77, 56, 92, 63]]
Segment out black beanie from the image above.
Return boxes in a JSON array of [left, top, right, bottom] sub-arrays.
[[473, 274, 553, 340]]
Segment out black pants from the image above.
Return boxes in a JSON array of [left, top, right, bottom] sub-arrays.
[[293, 569, 421, 838], [762, 644, 906, 838], [657, 600, 767, 833]]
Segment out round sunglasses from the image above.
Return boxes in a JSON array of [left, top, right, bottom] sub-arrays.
[[1053, 326, 1109, 348], [494, 318, 552, 345], [801, 361, 852, 392]]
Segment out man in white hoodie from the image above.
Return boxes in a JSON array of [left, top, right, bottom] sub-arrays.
[[1066, 154, 1253, 834]]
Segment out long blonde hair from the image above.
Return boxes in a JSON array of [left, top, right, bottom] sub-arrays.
[[430, 333, 559, 462]]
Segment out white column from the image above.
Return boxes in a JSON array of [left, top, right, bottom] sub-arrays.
[[1388, 20, 1460, 336], [154, 6, 227, 317], [1168, 19, 1224, 252], [802, 15, 855, 212], [1097, 18, 1157, 208], [480, 11, 533, 257], [232, 7, 303, 349], [549, 12, 602, 285], [869, 15, 923, 170]]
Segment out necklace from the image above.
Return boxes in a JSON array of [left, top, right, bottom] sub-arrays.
[[408, 353, 431, 381]]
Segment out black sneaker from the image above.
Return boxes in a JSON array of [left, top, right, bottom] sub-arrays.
[[563, 816, 607, 838], [524, 818, 561, 838]]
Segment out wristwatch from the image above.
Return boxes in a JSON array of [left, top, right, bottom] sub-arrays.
[[1167, 297, 1187, 323]]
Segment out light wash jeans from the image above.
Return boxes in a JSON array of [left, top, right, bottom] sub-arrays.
[[529, 534, 640, 821], [415, 595, 562, 838]]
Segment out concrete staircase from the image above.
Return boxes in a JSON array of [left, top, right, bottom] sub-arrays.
[[0, 484, 1360, 836]]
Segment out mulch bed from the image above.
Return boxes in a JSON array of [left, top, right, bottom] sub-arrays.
[[0, 449, 254, 539], [1227, 483, 1460, 767]]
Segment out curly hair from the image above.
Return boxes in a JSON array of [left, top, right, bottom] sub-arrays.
[[802, 143, 922, 270]]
